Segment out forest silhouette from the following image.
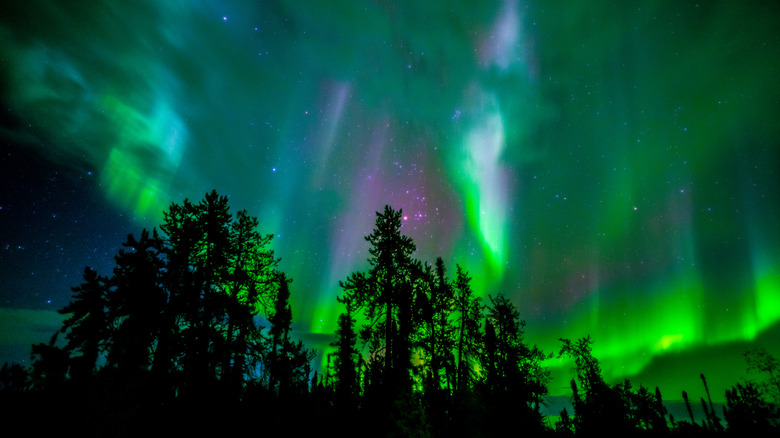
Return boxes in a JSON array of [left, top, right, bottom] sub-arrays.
[[1, 190, 778, 436]]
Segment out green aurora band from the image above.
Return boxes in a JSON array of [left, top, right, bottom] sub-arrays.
[[1, 0, 779, 402]]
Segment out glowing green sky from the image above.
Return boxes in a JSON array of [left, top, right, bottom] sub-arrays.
[[1, 0, 779, 402]]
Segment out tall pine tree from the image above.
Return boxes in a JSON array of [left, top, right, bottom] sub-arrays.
[[268, 273, 314, 399], [339, 205, 417, 393], [58, 267, 110, 380], [452, 264, 483, 393], [330, 309, 359, 411]]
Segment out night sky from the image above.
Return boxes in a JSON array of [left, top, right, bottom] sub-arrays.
[[1, 1, 779, 403]]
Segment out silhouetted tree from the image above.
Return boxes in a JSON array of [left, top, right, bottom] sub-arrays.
[[487, 294, 550, 402], [559, 336, 603, 397], [339, 205, 418, 394], [106, 229, 166, 381], [190, 190, 233, 383], [222, 208, 277, 392], [157, 195, 199, 394], [160, 194, 213, 389], [155, 190, 236, 392], [482, 318, 498, 393], [29, 333, 68, 391], [452, 264, 483, 393], [414, 257, 457, 401], [612, 379, 641, 430], [411, 257, 458, 436], [745, 348, 780, 404], [13, 190, 322, 434], [556, 406, 575, 436], [330, 309, 359, 411], [640, 386, 674, 433], [0, 363, 28, 393], [154, 190, 279, 399], [58, 266, 110, 380], [269, 273, 291, 393], [723, 380, 779, 434], [268, 273, 315, 399], [482, 294, 550, 435], [559, 336, 630, 434]]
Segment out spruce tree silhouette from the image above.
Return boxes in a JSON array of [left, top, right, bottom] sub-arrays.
[[417, 257, 456, 394], [160, 194, 217, 392], [443, 264, 486, 438], [226, 209, 276, 377], [559, 336, 631, 434], [652, 387, 670, 432], [156, 190, 281, 401], [482, 294, 550, 436], [453, 264, 483, 394], [187, 190, 232, 387], [58, 266, 110, 380], [269, 272, 293, 395], [413, 257, 458, 434], [339, 205, 427, 435], [339, 205, 417, 394], [107, 230, 166, 382], [330, 308, 359, 412], [268, 273, 315, 400]]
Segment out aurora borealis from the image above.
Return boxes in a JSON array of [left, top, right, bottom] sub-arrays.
[[1, 0, 779, 403]]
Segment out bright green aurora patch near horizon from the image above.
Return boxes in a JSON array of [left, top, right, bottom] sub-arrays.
[[1, 0, 779, 403]]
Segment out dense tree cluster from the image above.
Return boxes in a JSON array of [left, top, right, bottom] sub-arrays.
[[1, 193, 778, 436], [2, 191, 313, 434]]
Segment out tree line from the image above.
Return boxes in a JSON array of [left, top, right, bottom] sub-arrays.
[[1, 191, 778, 436]]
